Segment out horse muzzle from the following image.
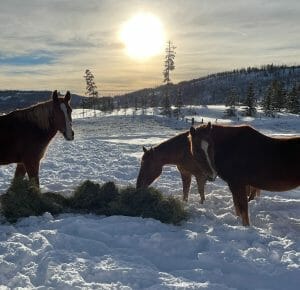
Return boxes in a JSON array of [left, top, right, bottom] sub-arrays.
[[63, 130, 74, 141]]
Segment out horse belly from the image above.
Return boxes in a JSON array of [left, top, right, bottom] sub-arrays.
[[0, 135, 22, 164]]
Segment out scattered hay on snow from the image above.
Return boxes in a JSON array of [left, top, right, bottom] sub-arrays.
[[0, 179, 187, 225]]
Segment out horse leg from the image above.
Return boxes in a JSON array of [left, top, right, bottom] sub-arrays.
[[14, 163, 26, 180], [248, 186, 261, 202], [195, 174, 206, 204], [24, 160, 40, 187], [228, 183, 250, 226], [178, 167, 192, 202]]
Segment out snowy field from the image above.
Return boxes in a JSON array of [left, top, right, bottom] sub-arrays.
[[0, 106, 299, 289]]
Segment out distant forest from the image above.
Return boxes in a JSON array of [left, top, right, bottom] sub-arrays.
[[114, 64, 300, 108], [1, 64, 299, 114]]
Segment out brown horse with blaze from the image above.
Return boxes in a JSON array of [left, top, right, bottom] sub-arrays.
[[190, 122, 300, 226], [0, 90, 74, 186]]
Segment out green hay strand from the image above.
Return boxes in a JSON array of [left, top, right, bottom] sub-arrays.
[[0, 179, 187, 225]]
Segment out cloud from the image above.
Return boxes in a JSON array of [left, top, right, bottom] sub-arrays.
[[0, 0, 299, 93], [0, 51, 56, 66]]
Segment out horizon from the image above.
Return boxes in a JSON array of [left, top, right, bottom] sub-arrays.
[[0, 0, 299, 95]]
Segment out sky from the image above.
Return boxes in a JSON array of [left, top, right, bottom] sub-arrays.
[[0, 0, 299, 95]]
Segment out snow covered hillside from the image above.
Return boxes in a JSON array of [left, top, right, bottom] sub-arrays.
[[0, 106, 299, 289]]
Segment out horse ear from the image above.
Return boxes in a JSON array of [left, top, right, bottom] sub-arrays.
[[52, 90, 59, 103], [64, 91, 71, 102], [190, 126, 196, 136], [143, 146, 148, 153], [207, 122, 212, 130]]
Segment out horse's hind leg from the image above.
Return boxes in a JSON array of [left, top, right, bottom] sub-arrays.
[[24, 160, 40, 186], [195, 174, 206, 204], [228, 183, 250, 226], [14, 163, 26, 180], [247, 186, 261, 202], [178, 167, 191, 202]]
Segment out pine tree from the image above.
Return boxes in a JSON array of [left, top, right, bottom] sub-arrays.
[[224, 88, 237, 117], [174, 88, 184, 119], [163, 41, 176, 84], [84, 69, 98, 116], [162, 41, 176, 117], [262, 85, 275, 117], [243, 82, 257, 116], [150, 90, 157, 108], [272, 80, 285, 112], [161, 94, 172, 117], [286, 84, 300, 114], [134, 97, 138, 111], [141, 96, 147, 115]]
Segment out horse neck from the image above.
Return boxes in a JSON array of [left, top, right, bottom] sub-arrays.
[[155, 133, 188, 166], [14, 101, 58, 141]]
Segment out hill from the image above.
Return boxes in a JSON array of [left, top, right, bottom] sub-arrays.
[[0, 90, 84, 113], [1, 64, 299, 112], [114, 64, 300, 107]]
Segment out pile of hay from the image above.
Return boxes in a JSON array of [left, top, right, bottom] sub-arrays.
[[0, 179, 187, 225]]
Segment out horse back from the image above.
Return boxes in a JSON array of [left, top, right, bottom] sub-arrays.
[[213, 125, 300, 184]]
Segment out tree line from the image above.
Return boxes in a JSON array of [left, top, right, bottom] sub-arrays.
[[224, 80, 300, 117], [83, 53, 299, 118]]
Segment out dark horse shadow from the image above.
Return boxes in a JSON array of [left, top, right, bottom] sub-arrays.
[[0, 90, 74, 187]]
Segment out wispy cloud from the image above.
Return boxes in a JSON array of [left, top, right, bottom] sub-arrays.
[[0, 51, 56, 66], [0, 0, 299, 93]]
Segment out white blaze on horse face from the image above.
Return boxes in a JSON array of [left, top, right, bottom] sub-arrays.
[[60, 103, 73, 140], [201, 140, 217, 180]]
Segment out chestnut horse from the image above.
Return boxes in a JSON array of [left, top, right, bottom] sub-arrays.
[[0, 90, 74, 186], [190, 123, 300, 226], [136, 131, 216, 203]]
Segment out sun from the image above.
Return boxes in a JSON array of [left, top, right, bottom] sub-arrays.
[[120, 12, 165, 60]]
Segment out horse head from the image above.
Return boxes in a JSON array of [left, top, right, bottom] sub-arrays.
[[189, 122, 217, 180], [136, 146, 163, 189], [52, 90, 74, 141]]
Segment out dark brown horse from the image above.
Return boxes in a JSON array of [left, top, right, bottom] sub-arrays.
[[0, 90, 74, 186], [136, 131, 214, 203], [190, 122, 300, 226]]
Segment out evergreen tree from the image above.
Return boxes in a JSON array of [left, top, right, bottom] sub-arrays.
[[83, 69, 99, 116], [243, 82, 257, 116], [162, 41, 176, 117], [123, 98, 129, 115], [134, 97, 138, 111], [272, 80, 286, 112], [286, 84, 300, 114], [163, 41, 176, 84], [141, 96, 147, 115], [150, 90, 157, 108], [262, 85, 275, 117], [224, 88, 237, 117], [174, 88, 184, 119], [161, 95, 172, 117]]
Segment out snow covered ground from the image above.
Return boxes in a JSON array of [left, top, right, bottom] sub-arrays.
[[0, 106, 299, 289]]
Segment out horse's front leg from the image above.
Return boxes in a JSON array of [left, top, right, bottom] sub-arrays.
[[24, 160, 40, 187], [228, 183, 250, 226], [14, 163, 27, 180], [195, 174, 207, 204], [178, 166, 192, 202]]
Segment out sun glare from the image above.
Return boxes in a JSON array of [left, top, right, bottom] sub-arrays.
[[120, 13, 165, 60]]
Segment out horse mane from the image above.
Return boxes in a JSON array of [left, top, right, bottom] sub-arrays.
[[10, 100, 54, 130]]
